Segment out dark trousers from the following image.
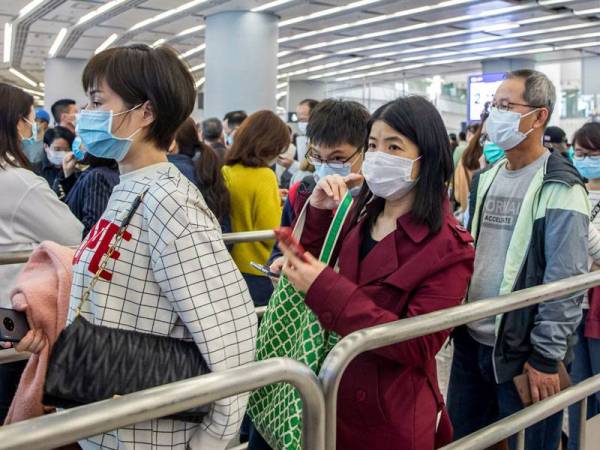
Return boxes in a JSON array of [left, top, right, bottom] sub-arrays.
[[247, 422, 273, 450], [242, 273, 274, 307], [0, 359, 27, 423], [447, 327, 563, 450], [568, 311, 600, 450]]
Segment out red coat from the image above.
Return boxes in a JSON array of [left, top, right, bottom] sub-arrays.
[[585, 287, 600, 339], [300, 199, 474, 450]]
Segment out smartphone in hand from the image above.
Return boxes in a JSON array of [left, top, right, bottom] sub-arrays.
[[0, 308, 29, 343], [250, 262, 281, 279], [274, 227, 307, 262]]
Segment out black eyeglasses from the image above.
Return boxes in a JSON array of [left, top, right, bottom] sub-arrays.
[[307, 146, 362, 168], [491, 101, 543, 112]]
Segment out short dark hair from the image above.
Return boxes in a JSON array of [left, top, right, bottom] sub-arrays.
[[51, 99, 76, 124], [449, 133, 458, 143], [226, 110, 290, 167], [44, 126, 75, 147], [573, 122, 600, 151], [82, 44, 195, 150], [202, 117, 223, 141], [223, 110, 247, 129], [459, 131, 466, 141], [299, 98, 319, 112], [307, 99, 370, 149], [175, 117, 201, 159], [353, 96, 453, 234], [0, 83, 33, 169]]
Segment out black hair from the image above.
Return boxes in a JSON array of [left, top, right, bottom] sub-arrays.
[[352, 96, 453, 234], [82, 153, 119, 169], [43, 126, 75, 147], [0, 83, 33, 169], [82, 44, 195, 150], [202, 117, 223, 141], [459, 131, 466, 141], [299, 98, 319, 112], [307, 99, 370, 149], [50, 99, 76, 124], [573, 122, 600, 151], [223, 110, 247, 129]]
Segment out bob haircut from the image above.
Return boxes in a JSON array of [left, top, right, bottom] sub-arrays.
[[225, 110, 290, 167], [0, 83, 33, 169], [82, 44, 195, 151], [352, 96, 453, 234]]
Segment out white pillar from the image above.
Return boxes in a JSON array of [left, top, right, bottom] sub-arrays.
[[44, 58, 88, 120], [204, 11, 278, 118]]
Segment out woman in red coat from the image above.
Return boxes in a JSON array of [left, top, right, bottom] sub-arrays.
[[281, 96, 475, 450]]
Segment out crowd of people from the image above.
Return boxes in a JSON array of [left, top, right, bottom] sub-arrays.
[[0, 42, 600, 450]]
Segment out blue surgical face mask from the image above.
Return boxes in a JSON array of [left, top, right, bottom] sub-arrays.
[[574, 156, 600, 180], [485, 107, 539, 151], [313, 161, 352, 182], [76, 105, 142, 161], [568, 145, 575, 162], [21, 118, 43, 163], [482, 141, 505, 164], [71, 136, 86, 161]]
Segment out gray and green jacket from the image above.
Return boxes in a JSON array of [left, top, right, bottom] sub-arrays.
[[467, 151, 589, 383]]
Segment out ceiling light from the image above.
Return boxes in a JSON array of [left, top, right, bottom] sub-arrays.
[[18, 0, 45, 18], [278, 57, 363, 78], [277, 82, 288, 90], [76, 0, 128, 26], [21, 86, 44, 96], [574, 8, 600, 16], [276, 91, 288, 99], [307, 60, 395, 79], [252, 0, 294, 12], [95, 33, 119, 54], [537, 0, 577, 4], [180, 44, 206, 59], [151, 38, 166, 48], [278, 50, 293, 58], [48, 27, 68, 57], [176, 24, 205, 38], [129, 0, 211, 32], [3, 22, 12, 63], [278, 54, 328, 70], [190, 62, 206, 72], [38, 82, 45, 88], [280, 0, 387, 27], [195, 77, 205, 88], [9, 68, 38, 87]]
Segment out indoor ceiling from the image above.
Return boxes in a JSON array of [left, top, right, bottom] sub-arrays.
[[1, 0, 600, 96]]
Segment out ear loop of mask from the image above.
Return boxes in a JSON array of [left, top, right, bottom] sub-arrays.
[[112, 103, 143, 139]]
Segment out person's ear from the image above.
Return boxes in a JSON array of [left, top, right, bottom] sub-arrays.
[[139, 101, 156, 128], [533, 108, 549, 129]]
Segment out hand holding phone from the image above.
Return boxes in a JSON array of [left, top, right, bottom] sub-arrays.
[[274, 227, 307, 262]]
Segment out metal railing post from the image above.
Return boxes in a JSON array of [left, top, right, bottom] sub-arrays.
[[319, 271, 600, 450], [0, 358, 325, 450], [440, 374, 600, 450], [516, 430, 525, 450]]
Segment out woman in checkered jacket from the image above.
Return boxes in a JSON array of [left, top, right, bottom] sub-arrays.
[[21, 44, 258, 450]]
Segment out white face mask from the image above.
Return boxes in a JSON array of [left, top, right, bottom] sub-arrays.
[[298, 122, 308, 134], [48, 149, 67, 166], [485, 107, 539, 151], [362, 151, 421, 200]]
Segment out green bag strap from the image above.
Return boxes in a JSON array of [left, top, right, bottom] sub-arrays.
[[318, 192, 353, 264]]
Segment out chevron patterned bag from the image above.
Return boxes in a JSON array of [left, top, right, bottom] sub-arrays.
[[247, 192, 353, 450]]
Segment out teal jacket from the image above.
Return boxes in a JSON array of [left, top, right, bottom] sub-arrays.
[[467, 151, 589, 383]]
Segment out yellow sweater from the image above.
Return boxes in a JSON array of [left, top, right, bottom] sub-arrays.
[[222, 164, 282, 276]]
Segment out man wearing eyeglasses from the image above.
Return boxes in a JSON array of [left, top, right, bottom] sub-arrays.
[[448, 69, 589, 450]]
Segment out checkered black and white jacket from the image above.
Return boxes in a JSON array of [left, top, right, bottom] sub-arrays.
[[68, 162, 257, 450]]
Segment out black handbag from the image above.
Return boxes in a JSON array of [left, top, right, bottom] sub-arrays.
[[43, 190, 210, 422]]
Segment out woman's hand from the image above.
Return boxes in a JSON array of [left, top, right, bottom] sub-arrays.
[[309, 173, 363, 210], [270, 256, 285, 276], [281, 242, 327, 293], [14, 329, 47, 354], [62, 152, 77, 178]]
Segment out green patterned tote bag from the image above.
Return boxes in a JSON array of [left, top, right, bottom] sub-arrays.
[[247, 192, 353, 450]]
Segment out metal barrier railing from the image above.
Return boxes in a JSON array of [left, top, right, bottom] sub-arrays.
[[0, 230, 276, 266], [0, 357, 325, 450], [441, 373, 600, 450], [318, 271, 600, 450]]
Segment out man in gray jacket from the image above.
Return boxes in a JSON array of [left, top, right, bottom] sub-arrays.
[[447, 69, 589, 450]]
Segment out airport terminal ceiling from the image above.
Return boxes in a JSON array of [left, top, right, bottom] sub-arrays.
[[1, 0, 600, 95]]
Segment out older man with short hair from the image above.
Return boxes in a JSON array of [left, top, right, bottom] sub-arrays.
[[448, 69, 589, 450]]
